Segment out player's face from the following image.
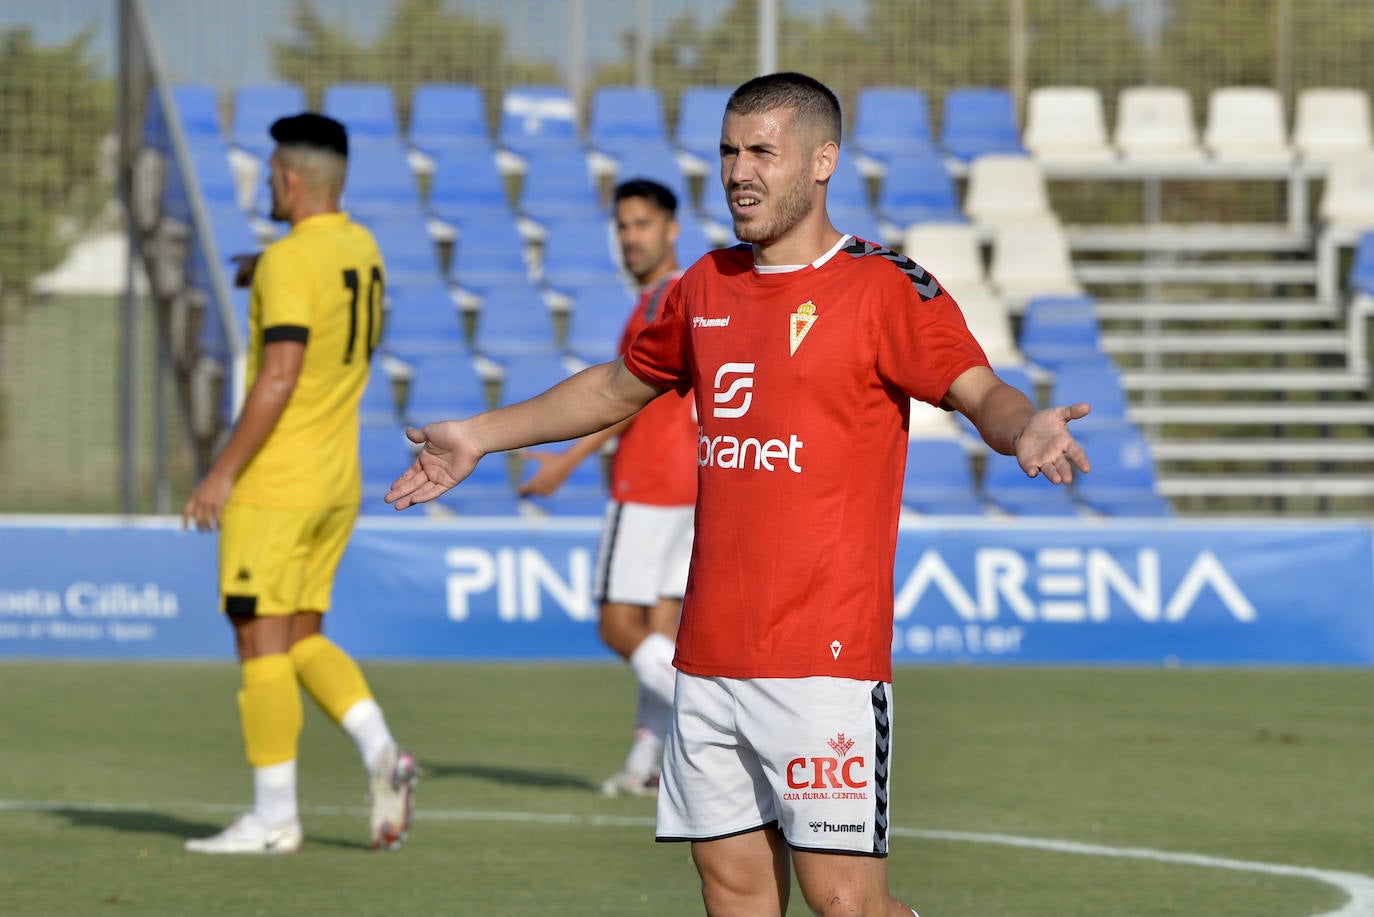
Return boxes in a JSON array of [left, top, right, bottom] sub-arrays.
[[266, 150, 293, 221], [719, 107, 816, 245], [615, 196, 677, 284]]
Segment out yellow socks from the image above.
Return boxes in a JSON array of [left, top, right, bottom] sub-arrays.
[[237, 653, 302, 768], [289, 633, 374, 725]]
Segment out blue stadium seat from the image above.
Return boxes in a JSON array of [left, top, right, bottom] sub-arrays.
[[449, 214, 530, 294], [1348, 231, 1374, 296], [499, 84, 580, 156], [382, 279, 467, 357], [982, 451, 1081, 516], [1018, 295, 1103, 371], [540, 216, 622, 293], [358, 365, 402, 426], [495, 351, 574, 407], [473, 285, 558, 357], [1048, 357, 1132, 432], [341, 140, 424, 218], [941, 88, 1026, 163], [231, 84, 307, 158], [853, 87, 934, 164], [902, 438, 985, 515], [358, 421, 418, 514], [590, 86, 670, 156], [1072, 426, 1173, 517], [676, 212, 718, 265], [612, 143, 693, 211], [564, 279, 636, 363], [355, 212, 442, 287], [830, 155, 873, 213], [323, 82, 402, 145], [958, 363, 1037, 439], [171, 84, 222, 141], [428, 146, 511, 227], [876, 150, 964, 227], [699, 177, 734, 228], [409, 83, 490, 154], [434, 455, 524, 516], [522, 455, 609, 516], [834, 208, 886, 247], [676, 85, 733, 165], [520, 148, 603, 224], [184, 141, 241, 212], [402, 351, 488, 424]]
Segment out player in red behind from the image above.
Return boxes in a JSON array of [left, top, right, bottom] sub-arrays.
[[519, 179, 696, 796], [387, 73, 1090, 916]]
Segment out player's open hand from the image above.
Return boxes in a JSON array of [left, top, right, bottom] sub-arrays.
[[1015, 403, 1092, 485], [385, 421, 481, 510]]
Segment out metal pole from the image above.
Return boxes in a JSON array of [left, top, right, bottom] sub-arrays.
[[117, 0, 139, 514], [569, 0, 587, 114], [1274, 0, 1291, 107], [757, 0, 778, 76], [635, 0, 652, 89], [1009, 0, 1027, 121]]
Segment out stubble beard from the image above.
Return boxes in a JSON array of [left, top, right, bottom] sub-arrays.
[[732, 170, 815, 245]]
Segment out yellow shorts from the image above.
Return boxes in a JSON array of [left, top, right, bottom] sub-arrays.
[[218, 501, 359, 616]]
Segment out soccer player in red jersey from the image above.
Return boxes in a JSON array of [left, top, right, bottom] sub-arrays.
[[388, 73, 1090, 916], [519, 179, 696, 796]]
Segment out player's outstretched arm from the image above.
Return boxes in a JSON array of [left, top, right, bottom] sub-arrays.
[[386, 359, 663, 510], [944, 365, 1092, 485]]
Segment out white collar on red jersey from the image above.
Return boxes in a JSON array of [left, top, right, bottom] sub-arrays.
[[753, 234, 852, 274]]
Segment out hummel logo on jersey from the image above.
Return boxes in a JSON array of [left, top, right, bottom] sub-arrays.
[[712, 362, 755, 418], [789, 301, 818, 355], [692, 315, 731, 328]]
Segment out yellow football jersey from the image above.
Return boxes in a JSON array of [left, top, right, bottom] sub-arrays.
[[232, 212, 384, 509]]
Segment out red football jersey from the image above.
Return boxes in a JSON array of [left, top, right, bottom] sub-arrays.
[[624, 236, 989, 681], [610, 273, 697, 506]]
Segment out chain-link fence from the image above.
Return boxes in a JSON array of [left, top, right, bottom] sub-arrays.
[[2, 0, 1372, 513]]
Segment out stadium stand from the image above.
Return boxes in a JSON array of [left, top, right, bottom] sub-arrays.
[[357, 421, 419, 515], [674, 213, 718, 265], [171, 84, 222, 141], [939, 87, 1025, 163], [408, 83, 490, 155], [1048, 357, 1132, 433], [1070, 425, 1172, 517], [381, 279, 467, 356], [471, 285, 559, 357], [907, 398, 964, 440], [963, 154, 1055, 230], [1016, 295, 1104, 371], [610, 145, 693, 212], [902, 222, 990, 299], [357, 211, 444, 286], [519, 148, 605, 225], [675, 85, 734, 172], [427, 145, 513, 228], [539, 216, 622, 293], [340, 140, 425, 218], [563, 279, 635, 363], [433, 455, 524, 516], [988, 220, 1084, 305], [1112, 85, 1204, 162], [400, 351, 488, 424], [982, 450, 1081, 517], [901, 438, 984, 516], [322, 82, 403, 146], [449, 213, 532, 295], [1022, 86, 1115, 164], [521, 456, 609, 516], [876, 149, 964, 230]]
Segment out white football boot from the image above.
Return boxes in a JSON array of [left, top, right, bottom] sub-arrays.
[[369, 744, 419, 850], [184, 813, 303, 854], [597, 769, 660, 798]]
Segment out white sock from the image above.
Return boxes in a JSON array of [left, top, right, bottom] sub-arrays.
[[628, 632, 677, 708], [623, 686, 672, 774], [340, 698, 395, 775], [253, 760, 297, 826]]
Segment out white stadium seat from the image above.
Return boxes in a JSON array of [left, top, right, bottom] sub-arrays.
[[1023, 86, 1115, 164], [963, 154, 1054, 230], [907, 398, 964, 439], [989, 219, 1084, 304], [1203, 86, 1292, 163], [1113, 86, 1203, 162], [902, 222, 991, 301], [960, 288, 1024, 367], [1317, 153, 1374, 233], [1293, 88, 1374, 163]]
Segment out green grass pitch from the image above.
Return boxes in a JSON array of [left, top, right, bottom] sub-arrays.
[[0, 663, 1370, 916]]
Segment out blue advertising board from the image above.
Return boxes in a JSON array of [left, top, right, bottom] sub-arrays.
[[1, 516, 1371, 665]]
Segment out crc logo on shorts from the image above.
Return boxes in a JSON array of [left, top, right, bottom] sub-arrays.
[[786, 733, 868, 791], [711, 362, 755, 418]]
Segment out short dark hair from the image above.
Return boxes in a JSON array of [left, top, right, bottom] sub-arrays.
[[726, 72, 842, 145], [613, 178, 677, 217], [270, 112, 349, 158]]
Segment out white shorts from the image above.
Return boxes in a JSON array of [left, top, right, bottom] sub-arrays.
[[655, 673, 894, 857], [592, 501, 694, 606]]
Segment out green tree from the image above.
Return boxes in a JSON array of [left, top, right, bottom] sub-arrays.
[[272, 0, 560, 129], [0, 27, 112, 301]]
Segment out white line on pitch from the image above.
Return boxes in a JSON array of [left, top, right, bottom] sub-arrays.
[[3, 799, 1371, 917]]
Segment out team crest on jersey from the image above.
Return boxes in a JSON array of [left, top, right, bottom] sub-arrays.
[[790, 301, 818, 355]]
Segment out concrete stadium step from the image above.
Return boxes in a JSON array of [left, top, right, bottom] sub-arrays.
[[1100, 330, 1349, 354], [1076, 261, 1319, 285], [1093, 298, 1340, 323], [1065, 224, 1310, 253], [1150, 439, 1374, 461], [1130, 402, 1374, 425], [1121, 368, 1369, 391], [1157, 475, 1374, 498]]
